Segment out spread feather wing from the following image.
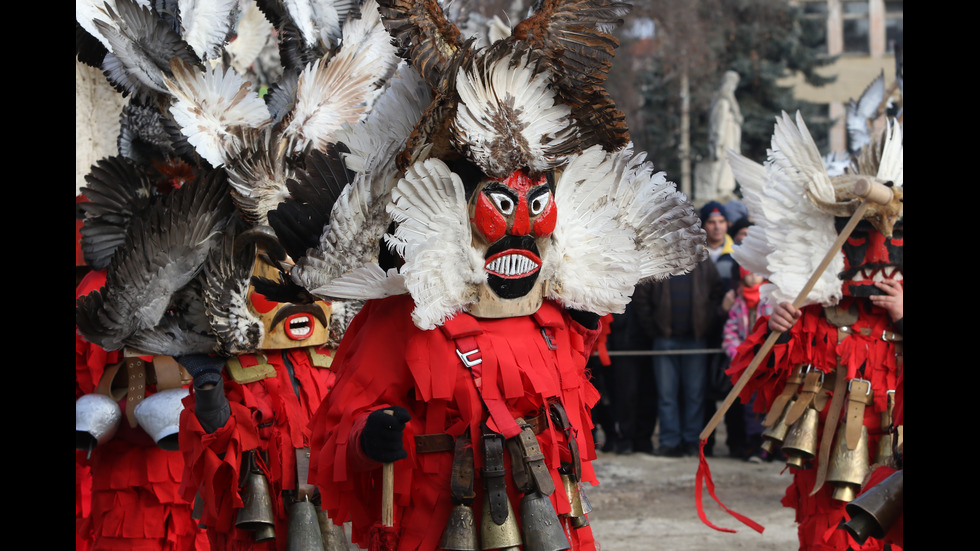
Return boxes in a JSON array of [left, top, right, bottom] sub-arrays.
[[288, 65, 429, 300], [75, 170, 235, 352], [203, 227, 264, 356], [166, 57, 273, 168], [386, 158, 485, 330], [730, 111, 842, 307], [451, 46, 576, 179], [278, 0, 400, 155], [548, 144, 707, 315], [177, 0, 240, 61]]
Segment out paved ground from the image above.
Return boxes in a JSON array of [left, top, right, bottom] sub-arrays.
[[586, 446, 798, 550]]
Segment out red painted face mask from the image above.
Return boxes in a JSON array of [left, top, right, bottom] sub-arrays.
[[471, 169, 556, 299], [838, 219, 903, 297]]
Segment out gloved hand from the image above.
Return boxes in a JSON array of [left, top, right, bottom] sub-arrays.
[[360, 406, 411, 463], [176, 354, 229, 434]]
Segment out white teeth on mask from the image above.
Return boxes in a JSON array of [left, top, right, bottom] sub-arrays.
[[486, 254, 539, 277], [289, 317, 312, 336]]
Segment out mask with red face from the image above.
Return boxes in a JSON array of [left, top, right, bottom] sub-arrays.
[[837, 218, 904, 297]]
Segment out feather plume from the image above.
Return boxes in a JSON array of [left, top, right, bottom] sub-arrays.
[[177, 0, 240, 61], [451, 45, 576, 179], [547, 144, 706, 315], [287, 65, 429, 300], [729, 112, 843, 307], [166, 57, 273, 168], [386, 158, 486, 329]]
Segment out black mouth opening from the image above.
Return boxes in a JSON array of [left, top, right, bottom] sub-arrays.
[[484, 236, 541, 299]]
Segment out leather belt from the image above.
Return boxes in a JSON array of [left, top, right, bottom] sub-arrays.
[[414, 408, 550, 454]]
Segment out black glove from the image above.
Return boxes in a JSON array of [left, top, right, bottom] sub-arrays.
[[177, 354, 226, 388], [176, 354, 230, 434], [360, 406, 411, 463]]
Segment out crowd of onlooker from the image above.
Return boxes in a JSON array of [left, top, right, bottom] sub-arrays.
[[591, 199, 777, 462]]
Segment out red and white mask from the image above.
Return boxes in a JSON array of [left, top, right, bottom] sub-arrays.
[[468, 168, 556, 309]]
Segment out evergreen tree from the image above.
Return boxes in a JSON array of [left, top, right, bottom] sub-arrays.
[[608, 0, 836, 195]]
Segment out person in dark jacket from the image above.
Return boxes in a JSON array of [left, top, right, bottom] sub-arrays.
[[632, 259, 725, 456]]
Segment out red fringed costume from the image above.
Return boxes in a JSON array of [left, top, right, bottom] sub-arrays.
[[308, 295, 602, 551], [76, 270, 208, 551], [729, 297, 902, 551], [178, 346, 336, 550]]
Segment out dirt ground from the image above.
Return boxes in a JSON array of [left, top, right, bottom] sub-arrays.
[[586, 426, 799, 551]]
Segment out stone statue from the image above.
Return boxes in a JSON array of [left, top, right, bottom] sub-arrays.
[[695, 70, 743, 201]]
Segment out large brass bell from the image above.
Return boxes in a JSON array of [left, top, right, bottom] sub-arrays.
[[560, 474, 590, 529], [843, 470, 903, 545], [317, 510, 349, 551], [519, 491, 571, 551], [827, 425, 870, 502], [440, 504, 479, 550], [287, 497, 325, 551], [760, 398, 794, 454], [480, 494, 521, 550], [782, 407, 819, 468], [236, 463, 276, 542]]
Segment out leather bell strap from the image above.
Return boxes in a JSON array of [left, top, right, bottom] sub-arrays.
[[295, 447, 315, 501], [512, 419, 555, 497], [784, 370, 825, 427], [763, 365, 806, 428], [844, 379, 873, 450], [454, 335, 523, 440], [549, 402, 582, 483], [481, 430, 509, 525], [449, 432, 476, 505], [125, 356, 148, 428], [811, 367, 849, 496]]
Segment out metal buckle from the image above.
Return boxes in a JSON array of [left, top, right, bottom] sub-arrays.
[[848, 378, 872, 396], [456, 347, 482, 368]]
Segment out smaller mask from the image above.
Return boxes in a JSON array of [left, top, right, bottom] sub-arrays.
[[249, 250, 332, 350], [836, 218, 903, 297]]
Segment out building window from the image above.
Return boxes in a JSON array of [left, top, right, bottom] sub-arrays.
[[885, 1, 903, 53], [842, 1, 870, 54]]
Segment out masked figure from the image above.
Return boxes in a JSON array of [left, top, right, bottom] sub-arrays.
[[263, 3, 709, 550], [722, 112, 903, 550]]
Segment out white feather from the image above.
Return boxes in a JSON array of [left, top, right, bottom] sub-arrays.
[[280, 0, 398, 154], [452, 49, 575, 177], [290, 65, 429, 300], [387, 159, 486, 330], [877, 119, 903, 187], [178, 0, 239, 61], [730, 112, 843, 307], [166, 60, 272, 167], [548, 144, 707, 315]]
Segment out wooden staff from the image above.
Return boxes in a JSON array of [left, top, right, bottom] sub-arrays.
[[700, 179, 895, 441]]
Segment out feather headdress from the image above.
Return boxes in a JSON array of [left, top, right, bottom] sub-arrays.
[[272, 0, 707, 330], [729, 111, 903, 307]]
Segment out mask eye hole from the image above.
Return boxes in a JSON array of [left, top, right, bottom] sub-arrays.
[[490, 192, 515, 215], [528, 191, 551, 216]]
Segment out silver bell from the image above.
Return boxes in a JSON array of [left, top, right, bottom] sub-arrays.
[[76, 393, 122, 451], [133, 388, 189, 450]]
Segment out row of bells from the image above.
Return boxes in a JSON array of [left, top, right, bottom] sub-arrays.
[[235, 468, 347, 551], [439, 475, 591, 551], [760, 393, 895, 503], [235, 469, 590, 551]]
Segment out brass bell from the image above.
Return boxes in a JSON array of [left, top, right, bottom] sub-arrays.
[[760, 398, 794, 453], [843, 470, 903, 545], [287, 497, 325, 551], [236, 465, 276, 542], [440, 504, 479, 550], [827, 425, 870, 502], [317, 509, 349, 551], [519, 491, 571, 551], [782, 407, 819, 468], [480, 494, 521, 550], [560, 474, 589, 529]]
